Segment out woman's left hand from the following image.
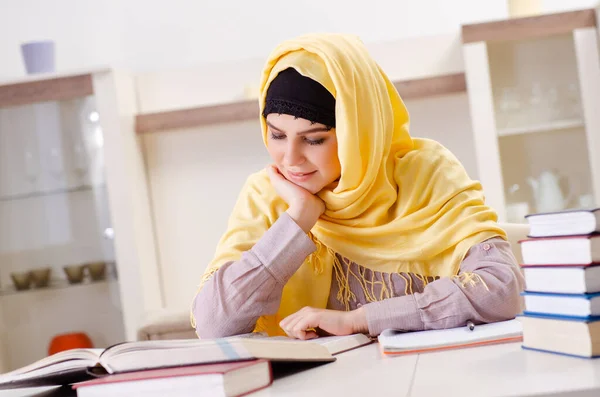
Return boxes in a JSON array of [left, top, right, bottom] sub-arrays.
[[279, 306, 368, 340]]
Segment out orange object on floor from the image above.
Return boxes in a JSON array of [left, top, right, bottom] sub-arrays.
[[48, 332, 93, 355]]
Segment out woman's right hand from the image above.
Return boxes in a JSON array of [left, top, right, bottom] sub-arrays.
[[267, 165, 325, 232]]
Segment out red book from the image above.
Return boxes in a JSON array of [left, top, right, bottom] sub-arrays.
[[72, 359, 272, 397]]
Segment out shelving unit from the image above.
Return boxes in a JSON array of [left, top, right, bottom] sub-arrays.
[[497, 118, 584, 137], [462, 8, 600, 223], [0, 68, 162, 371]]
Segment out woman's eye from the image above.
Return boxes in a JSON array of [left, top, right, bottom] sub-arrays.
[[270, 132, 285, 140], [305, 138, 325, 146]]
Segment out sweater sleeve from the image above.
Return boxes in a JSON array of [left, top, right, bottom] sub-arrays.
[[192, 212, 316, 338], [363, 238, 526, 336]]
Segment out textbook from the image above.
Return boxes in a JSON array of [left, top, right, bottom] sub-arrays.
[[525, 208, 600, 237], [72, 360, 273, 397], [0, 333, 371, 389]]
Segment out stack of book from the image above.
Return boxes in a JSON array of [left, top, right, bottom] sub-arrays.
[[518, 208, 600, 358], [0, 333, 372, 396]]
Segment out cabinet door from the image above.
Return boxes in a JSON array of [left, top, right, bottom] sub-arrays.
[[0, 105, 40, 199]]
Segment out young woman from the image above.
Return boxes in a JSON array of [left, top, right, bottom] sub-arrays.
[[191, 33, 524, 340]]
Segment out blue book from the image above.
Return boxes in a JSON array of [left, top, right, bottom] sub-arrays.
[[521, 291, 600, 318]]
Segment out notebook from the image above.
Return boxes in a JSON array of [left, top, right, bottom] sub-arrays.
[[378, 319, 523, 355]]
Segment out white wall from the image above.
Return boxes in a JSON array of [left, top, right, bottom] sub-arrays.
[[2, 0, 597, 80], [0, 0, 513, 79]]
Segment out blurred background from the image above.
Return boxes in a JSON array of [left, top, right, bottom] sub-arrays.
[[0, 0, 599, 373]]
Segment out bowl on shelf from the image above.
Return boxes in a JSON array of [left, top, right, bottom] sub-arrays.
[[86, 261, 106, 281], [63, 264, 85, 284], [30, 267, 52, 288], [10, 271, 32, 291]]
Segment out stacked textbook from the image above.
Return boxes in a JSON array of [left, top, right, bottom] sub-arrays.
[[518, 208, 600, 358]]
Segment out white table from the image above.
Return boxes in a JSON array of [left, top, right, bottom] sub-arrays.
[[2, 342, 599, 396], [257, 342, 600, 397]]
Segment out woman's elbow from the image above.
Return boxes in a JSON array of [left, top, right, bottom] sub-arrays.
[[191, 289, 255, 339], [492, 267, 526, 320]]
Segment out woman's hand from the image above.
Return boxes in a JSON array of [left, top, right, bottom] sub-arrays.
[[267, 165, 325, 232], [279, 306, 368, 340]]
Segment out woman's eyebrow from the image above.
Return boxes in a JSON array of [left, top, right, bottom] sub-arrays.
[[266, 121, 329, 135]]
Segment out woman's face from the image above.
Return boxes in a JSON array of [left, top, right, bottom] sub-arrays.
[[266, 113, 341, 194]]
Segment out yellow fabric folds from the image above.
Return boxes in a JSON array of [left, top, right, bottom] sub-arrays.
[[194, 33, 506, 336]]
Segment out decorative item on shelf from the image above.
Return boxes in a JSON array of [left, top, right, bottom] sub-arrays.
[[72, 143, 89, 178], [63, 264, 85, 284], [528, 170, 573, 213], [565, 82, 582, 119], [86, 261, 107, 281], [527, 81, 544, 125], [30, 267, 52, 288], [578, 193, 595, 209], [23, 150, 39, 183], [48, 332, 93, 356], [497, 86, 522, 129], [505, 183, 530, 223], [48, 147, 65, 180], [20, 40, 55, 75], [10, 271, 32, 291]]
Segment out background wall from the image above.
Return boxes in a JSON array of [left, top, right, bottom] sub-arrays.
[[0, 0, 514, 78], [1, 0, 597, 80]]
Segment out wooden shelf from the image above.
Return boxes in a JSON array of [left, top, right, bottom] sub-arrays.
[[135, 73, 466, 134], [0, 184, 104, 203], [497, 118, 584, 136], [0, 73, 95, 109], [462, 8, 597, 44]]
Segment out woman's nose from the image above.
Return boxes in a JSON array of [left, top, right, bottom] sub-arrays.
[[283, 142, 305, 167]]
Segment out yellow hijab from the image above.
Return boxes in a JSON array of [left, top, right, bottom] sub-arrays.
[[193, 33, 506, 336]]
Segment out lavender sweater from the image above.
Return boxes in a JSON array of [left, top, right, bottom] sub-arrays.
[[193, 213, 525, 338]]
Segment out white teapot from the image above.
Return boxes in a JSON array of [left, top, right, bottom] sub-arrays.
[[527, 170, 572, 213]]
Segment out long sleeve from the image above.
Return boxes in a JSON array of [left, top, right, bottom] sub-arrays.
[[363, 238, 526, 336], [192, 213, 316, 339]]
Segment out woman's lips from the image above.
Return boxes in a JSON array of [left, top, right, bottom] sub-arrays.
[[287, 170, 317, 182]]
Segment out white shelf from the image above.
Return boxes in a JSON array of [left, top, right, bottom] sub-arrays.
[[498, 118, 584, 136]]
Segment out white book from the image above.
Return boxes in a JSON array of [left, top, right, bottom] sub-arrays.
[[526, 209, 600, 237], [520, 235, 600, 265], [522, 265, 600, 294]]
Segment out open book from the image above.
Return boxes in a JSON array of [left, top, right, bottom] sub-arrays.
[[378, 319, 523, 355], [0, 333, 372, 389]]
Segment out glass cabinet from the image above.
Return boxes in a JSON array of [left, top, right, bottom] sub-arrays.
[[0, 70, 161, 371], [462, 9, 600, 223]]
